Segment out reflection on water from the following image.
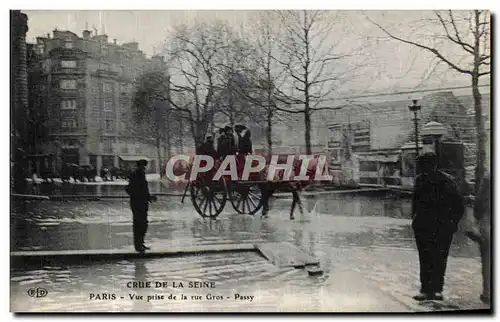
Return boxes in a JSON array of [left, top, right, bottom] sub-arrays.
[[26, 181, 178, 196], [11, 194, 479, 260], [133, 260, 152, 312], [10, 192, 484, 312]]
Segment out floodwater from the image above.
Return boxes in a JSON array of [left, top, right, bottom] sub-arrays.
[[10, 187, 483, 312], [26, 180, 176, 196]]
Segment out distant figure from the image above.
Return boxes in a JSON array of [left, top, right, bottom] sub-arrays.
[[100, 167, 109, 181], [217, 126, 237, 158], [411, 152, 465, 301], [126, 159, 157, 253], [215, 128, 225, 153], [31, 171, 39, 193], [198, 135, 217, 158]]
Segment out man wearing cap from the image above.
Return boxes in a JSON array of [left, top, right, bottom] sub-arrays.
[[126, 159, 157, 253], [411, 152, 465, 301]]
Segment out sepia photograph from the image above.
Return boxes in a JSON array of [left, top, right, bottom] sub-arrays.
[[9, 7, 491, 313]]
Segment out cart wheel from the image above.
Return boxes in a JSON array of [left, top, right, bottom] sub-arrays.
[[190, 182, 227, 218], [229, 183, 264, 215]]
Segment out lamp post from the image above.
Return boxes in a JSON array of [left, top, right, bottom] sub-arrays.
[[422, 121, 446, 169], [408, 100, 421, 157]]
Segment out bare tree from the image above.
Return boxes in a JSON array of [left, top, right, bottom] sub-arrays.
[[165, 22, 234, 151], [366, 10, 490, 195], [274, 10, 368, 154], [215, 33, 261, 127], [247, 11, 286, 157], [133, 69, 172, 172]]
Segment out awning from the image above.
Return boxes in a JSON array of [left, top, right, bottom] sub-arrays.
[[357, 154, 399, 163], [119, 156, 152, 162], [27, 154, 54, 157]]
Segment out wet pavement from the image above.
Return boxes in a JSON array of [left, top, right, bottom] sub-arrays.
[[10, 192, 488, 312]]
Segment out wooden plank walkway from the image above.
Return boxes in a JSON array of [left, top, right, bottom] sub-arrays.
[[11, 243, 257, 266], [254, 242, 319, 268], [11, 242, 320, 270], [11, 194, 50, 200], [272, 188, 390, 198]]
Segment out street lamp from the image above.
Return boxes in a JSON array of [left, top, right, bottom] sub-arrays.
[[422, 121, 446, 168], [408, 100, 421, 157]]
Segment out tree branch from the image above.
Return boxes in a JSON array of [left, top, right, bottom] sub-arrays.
[[366, 15, 473, 75], [434, 10, 475, 54]]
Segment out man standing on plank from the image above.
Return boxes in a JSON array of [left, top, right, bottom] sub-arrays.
[[411, 152, 465, 301], [126, 159, 157, 253]]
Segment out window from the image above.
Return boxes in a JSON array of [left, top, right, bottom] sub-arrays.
[[104, 100, 113, 111], [121, 146, 128, 154], [61, 100, 77, 110], [61, 118, 77, 130], [135, 147, 143, 154], [61, 60, 76, 68], [100, 62, 110, 71], [102, 140, 113, 153], [103, 82, 113, 93], [60, 79, 76, 90], [37, 44, 44, 54], [64, 41, 73, 49], [354, 137, 370, 143], [359, 161, 377, 172], [105, 119, 114, 131]]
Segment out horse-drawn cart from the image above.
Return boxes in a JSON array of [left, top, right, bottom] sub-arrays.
[[174, 154, 330, 219]]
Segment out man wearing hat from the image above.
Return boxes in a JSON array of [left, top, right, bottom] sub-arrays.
[[411, 152, 465, 301], [126, 159, 157, 253], [198, 135, 217, 158], [217, 125, 237, 158]]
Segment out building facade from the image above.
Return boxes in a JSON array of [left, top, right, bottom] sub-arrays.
[[31, 28, 168, 173], [322, 87, 490, 184], [11, 10, 29, 192]]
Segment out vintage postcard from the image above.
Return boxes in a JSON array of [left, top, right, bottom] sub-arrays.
[[10, 9, 491, 313]]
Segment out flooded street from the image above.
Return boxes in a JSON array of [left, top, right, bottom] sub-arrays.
[[10, 190, 484, 312]]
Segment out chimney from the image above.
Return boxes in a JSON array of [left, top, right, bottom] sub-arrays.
[[113, 39, 117, 44], [82, 30, 91, 40], [123, 42, 139, 51]]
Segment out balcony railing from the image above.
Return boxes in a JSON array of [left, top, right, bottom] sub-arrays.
[[96, 69, 118, 78]]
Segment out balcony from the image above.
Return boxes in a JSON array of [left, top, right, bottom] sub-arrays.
[[96, 68, 119, 79]]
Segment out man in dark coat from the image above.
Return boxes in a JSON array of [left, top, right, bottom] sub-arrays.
[[235, 125, 253, 155], [126, 159, 157, 253], [198, 135, 217, 159], [217, 126, 237, 158], [411, 152, 465, 301]]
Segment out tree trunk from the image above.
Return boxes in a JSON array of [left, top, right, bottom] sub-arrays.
[[156, 136, 162, 174], [472, 75, 486, 196], [165, 116, 171, 161], [179, 117, 184, 153], [193, 122, 204, 154], [304, 109, 312, 155], [267, 109, 273, 158]]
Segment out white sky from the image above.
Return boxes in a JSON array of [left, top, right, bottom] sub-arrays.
[[22, 10, 491, 96]]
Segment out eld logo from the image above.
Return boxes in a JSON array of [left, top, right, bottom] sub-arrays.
[[27, 287, 47, 298]]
